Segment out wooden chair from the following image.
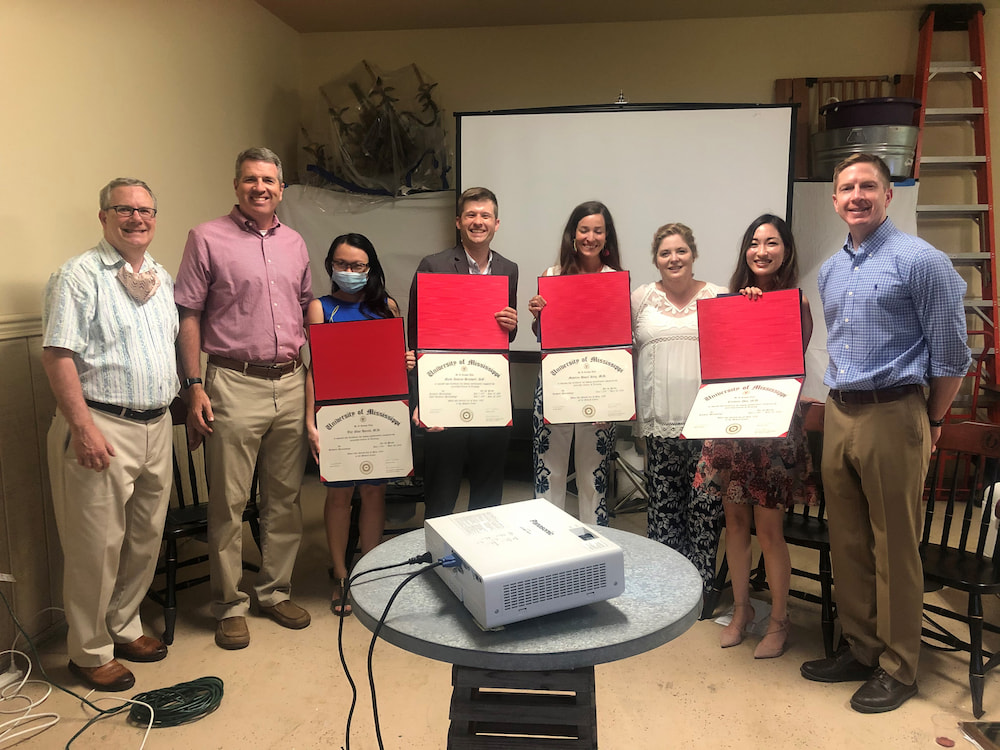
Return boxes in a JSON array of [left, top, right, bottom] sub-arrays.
[[703, 402, 837, 657], [920, 421, 1000, 718], [146, 398, 261, 644], [774, 402, 835, 657]]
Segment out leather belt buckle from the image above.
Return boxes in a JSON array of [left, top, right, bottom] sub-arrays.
[[829, 384, 922, 407], [247, 363, 285, 380], [209, 355, 301, 380], [829, 389, 849, 406], [86, 399, 167, 422]]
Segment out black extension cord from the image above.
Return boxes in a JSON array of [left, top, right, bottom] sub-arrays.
[[128, 676, 224, 727]]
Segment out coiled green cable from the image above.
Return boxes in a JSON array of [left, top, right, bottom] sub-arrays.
[[128, 676, 224, 727]]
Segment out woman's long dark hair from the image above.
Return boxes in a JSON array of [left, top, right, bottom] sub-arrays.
[[728, 214, 799, 293], [557, 201, 623, 275], [324, 232, 396, 319]]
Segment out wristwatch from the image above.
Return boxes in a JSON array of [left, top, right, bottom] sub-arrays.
[[928, 416, 945, 427], [182, 377, 203, 389]]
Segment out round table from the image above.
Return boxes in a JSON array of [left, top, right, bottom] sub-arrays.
[[350, 526, 702, 748]]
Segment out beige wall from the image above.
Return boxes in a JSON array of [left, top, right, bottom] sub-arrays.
[[5, 6, 997, 315], [1, 0, 301, 319], [298, 10, 999, 258], [299, 12, 921, 138], [0, 0, 300, 653]]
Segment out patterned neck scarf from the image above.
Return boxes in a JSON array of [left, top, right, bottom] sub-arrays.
[[116, 262, 160, 304]]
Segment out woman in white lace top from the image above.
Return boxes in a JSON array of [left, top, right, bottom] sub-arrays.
[[529, 201, 624, 525], [631, 223, 726, 590]]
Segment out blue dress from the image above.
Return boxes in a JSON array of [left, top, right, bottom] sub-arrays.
[[319, 294, 380, 323]]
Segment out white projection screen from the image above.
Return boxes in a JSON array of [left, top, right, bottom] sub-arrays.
[[457, 105, 796, 351]]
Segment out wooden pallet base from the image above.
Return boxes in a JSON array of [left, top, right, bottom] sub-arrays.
[[447, 665, 598, 749]]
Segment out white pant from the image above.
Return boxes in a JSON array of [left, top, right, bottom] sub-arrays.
[[532, 377, 614, 526], [48, 408, 172, 666]]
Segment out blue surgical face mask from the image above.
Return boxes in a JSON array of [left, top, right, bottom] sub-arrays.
[[332, 271, 368, 293]]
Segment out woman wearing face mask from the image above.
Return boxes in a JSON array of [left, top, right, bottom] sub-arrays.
[[528, 201, 624, 526], [304, 232, 415, 616]]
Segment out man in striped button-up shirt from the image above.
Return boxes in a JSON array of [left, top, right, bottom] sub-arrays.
[[42, 178, 179, 693]]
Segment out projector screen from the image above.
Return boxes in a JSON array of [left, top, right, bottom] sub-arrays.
[[457, 104, 796, 351]]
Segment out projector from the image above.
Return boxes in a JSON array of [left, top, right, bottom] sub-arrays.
[[424, 498, 625, 628]]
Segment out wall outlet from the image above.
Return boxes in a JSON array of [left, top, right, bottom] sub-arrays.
[[0, 667, 24, 690]]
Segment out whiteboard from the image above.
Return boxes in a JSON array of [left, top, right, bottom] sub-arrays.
[[457, 105, 796, 350]]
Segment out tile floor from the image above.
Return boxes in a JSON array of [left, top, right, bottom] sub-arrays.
[[8, 473, 998, 749]]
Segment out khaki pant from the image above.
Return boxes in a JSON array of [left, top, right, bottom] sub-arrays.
[[822, 392, 929, 685], [48, 408, 172, 667], [205, 364, 307, 620]]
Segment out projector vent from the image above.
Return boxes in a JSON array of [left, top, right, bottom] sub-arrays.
[[502, 563, 607, 611]]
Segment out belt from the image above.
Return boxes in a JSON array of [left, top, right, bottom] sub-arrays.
[[85, 399, 167, 422], [828, 384, 924, 406], [208, 354, 302, 380]]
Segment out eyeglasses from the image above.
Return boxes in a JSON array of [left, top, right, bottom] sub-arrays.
[[108, 205, 157, 219], [331, 260, 369, 273]]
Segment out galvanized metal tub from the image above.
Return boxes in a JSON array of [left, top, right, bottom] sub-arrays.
[[811, 125, 918, 180]]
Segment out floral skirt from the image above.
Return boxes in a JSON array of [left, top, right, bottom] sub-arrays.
[[693, 410, 818, 509]]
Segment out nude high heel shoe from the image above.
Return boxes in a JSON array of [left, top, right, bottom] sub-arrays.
[[720, 602, 755, 648], [754, 617, 790, 659]]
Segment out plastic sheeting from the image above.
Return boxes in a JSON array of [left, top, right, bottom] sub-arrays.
[[301, 61, 450, 197], [277, 184, 455, 313]]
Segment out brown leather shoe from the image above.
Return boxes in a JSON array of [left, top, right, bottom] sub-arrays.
[[114, 635, 167, 663], [215, 616, 250, 650], [259, 600, 311, 629], [68, 659, 135, 692]]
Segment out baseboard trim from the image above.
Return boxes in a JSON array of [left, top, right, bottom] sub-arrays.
[[0, 314, 42, 341]]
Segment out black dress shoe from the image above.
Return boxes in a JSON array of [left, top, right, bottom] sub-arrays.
[[800, 642, 876, 683], [850, 667, 918, 713]]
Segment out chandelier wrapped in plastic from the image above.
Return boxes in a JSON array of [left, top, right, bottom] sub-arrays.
[[301, 60, 450, 196]]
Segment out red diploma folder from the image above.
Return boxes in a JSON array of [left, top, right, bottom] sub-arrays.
[[416, 273, 509, 351], [538, 271, 632, 350], [309, 317, 408, 403], [697, 288, 805, 382]]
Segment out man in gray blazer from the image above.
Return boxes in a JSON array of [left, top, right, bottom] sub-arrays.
[[407, 187, 518, 518]]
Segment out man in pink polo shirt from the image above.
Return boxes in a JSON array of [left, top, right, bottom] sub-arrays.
[[175, 147, 313, 650]]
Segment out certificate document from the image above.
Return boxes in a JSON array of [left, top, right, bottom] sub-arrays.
[[416, 273, 510, 351], [697, 288, 805, 381], [416, 352, 512, 427], [538, 271, 632, 350], [541, 348, 636, 424], [682, 378, 802, 439], [316, 400, 412, 482], [309, 317, 408, 402]]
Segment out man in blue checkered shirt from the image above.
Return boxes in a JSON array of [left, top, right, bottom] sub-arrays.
[[800, 153, 970, 713]]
